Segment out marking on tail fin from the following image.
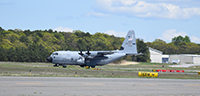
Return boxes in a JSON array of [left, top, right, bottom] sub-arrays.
[[128, 34, 133, 41]]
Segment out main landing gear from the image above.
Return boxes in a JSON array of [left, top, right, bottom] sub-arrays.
[[85, 66, 101, 70], [53, 64, 67, 68], [53, 64, 59, 67], [63, 65, 67, 68], [84, 66, 95, 69], [80, 65, 94, 69]]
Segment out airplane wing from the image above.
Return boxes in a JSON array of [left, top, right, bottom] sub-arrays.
[[96, 51, 114, 56], [79, 51, 114, 59], [91, 51, 114, 60]]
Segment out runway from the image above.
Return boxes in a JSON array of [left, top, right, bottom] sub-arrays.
[[0, 77, 200, 96]]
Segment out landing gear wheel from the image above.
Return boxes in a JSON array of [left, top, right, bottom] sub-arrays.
[[80, 65, 85, 67], [53, 64, 59, 67], [91, 66, 95, 68], [63, 65, 67, 68]]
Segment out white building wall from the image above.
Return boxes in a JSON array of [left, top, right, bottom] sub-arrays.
[[180, 56, 193, 64], [169, 54, 200, 64], [149, 47, 200, 64], [193, 57, 200, 64], [169, 55, 180, 63], [149, 48, 162, 63]]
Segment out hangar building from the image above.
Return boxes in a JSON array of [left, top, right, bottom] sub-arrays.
[[149, 47, 163, 63], [149, 47, 200, 64], [169, 54, 200, 64]]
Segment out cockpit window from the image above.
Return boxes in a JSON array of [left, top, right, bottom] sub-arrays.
[[52, 53, 58, 55]]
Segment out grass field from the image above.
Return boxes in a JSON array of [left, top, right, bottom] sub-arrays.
[[0, 61, 200, 79]]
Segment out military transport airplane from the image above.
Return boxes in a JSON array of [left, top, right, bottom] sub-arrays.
[[47, 30, 138, 68]]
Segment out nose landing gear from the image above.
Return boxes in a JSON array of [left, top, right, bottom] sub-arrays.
[[53, 64, 67, 68]]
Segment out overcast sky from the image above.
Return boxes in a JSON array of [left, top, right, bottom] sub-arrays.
[[1, 0, 200, 43]]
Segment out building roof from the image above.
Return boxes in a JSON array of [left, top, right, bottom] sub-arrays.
[[169, 54, 200, 57], [149, 47, 163, 54], [162, 55, 169, 58]]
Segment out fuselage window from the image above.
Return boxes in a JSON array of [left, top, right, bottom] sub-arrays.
[[53, 53, 58, 55]]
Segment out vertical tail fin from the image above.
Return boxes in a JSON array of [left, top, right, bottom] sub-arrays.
[[120, 30, 138, 55]]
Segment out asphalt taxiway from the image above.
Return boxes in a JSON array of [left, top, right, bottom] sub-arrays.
[[0, 77, 200, 96]]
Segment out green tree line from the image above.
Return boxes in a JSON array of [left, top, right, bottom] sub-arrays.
[[146, 36, 200, 54], [0, 27, 150, 62]]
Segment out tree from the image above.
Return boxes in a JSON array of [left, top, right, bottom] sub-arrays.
[[183, 36, 191, 43], [36, 32, 44, 38], [0, 27, 4, 32], [24, 29, 31, 36], [0, 30, 5, 42], [6, 47, 17, 61], [74, 30, 86, 38], [172, 35, 191, 46], [33, 36, 40, 43], [165, 43, 179, 54], [0, 46, 8, 61], [150, 39, 167, 53], [54, 33, 62, 39], [48, 29, 53, 33], [16, 47, 30, 62], [92, 33, 111, 50], [77, 38, 87, 50], [19, 36, 28, 43], [133, 39, 150, 62]]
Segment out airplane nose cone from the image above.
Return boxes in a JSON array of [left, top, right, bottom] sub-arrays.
[[47, 57, 53, 62]]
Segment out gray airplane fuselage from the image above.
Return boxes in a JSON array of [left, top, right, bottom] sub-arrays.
[[49, 51, 126, 67], [47, 30, 138, 68]]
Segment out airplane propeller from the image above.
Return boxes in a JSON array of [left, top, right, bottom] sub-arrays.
[[78, 47, 91, 67], [86, 47, 91, 55], [78, 50, 84, 56], [78, 47, 91, 56], [78, 46, 84, 56]]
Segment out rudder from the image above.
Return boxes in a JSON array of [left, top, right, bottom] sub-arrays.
[[120, 30, 138, 55]]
